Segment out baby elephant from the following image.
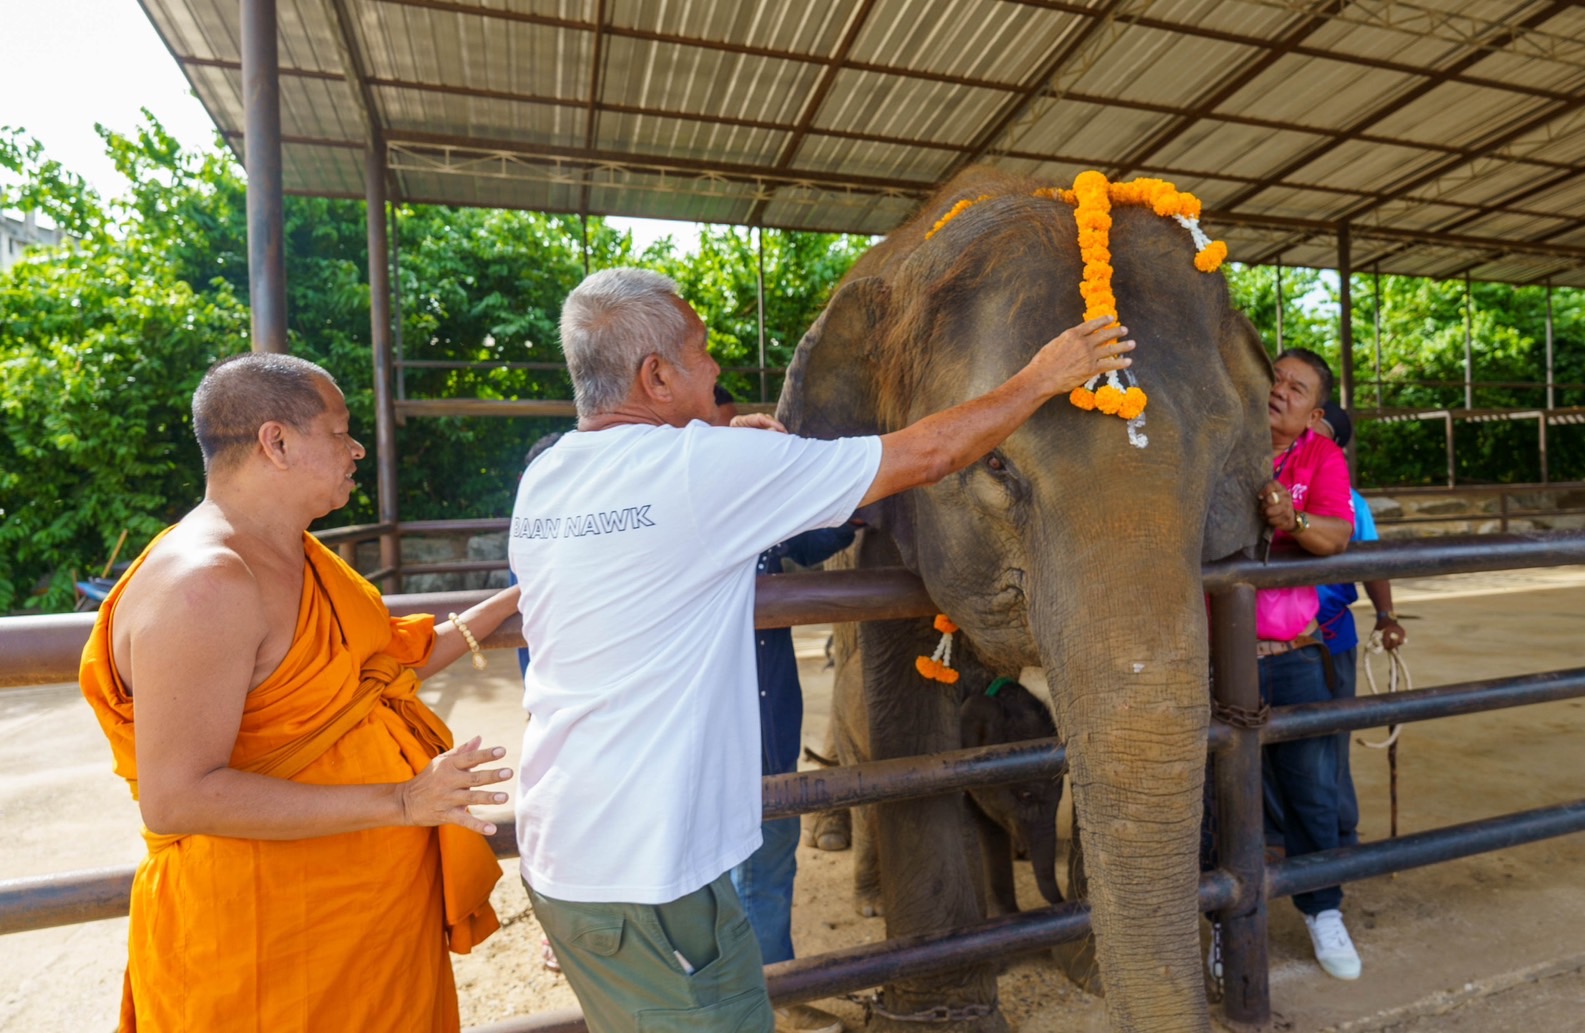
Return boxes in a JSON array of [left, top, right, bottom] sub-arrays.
[[959, 678, 1065, 915]]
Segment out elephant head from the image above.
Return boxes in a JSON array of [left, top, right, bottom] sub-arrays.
[[779, 169, 1271, 1032], [959, 677, 1065, 913]]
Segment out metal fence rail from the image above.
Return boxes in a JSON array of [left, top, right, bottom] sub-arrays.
[[2, 531, 1582, 1032], [5, 663, 1578, 936]]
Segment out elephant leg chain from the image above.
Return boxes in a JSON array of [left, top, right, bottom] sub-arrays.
[[846, 992, 996, 1024], [1211, 699, 1269, 728]]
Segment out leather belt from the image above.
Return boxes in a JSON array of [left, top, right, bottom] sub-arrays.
[[1255, 633, 1321, 658]]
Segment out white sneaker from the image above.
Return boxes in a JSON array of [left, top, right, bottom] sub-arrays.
[[1206, 921, 1223, 981], [1304, 909, 1361, 980]]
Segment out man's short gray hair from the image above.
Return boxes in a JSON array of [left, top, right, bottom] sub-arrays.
[[192, 352, 334, 472], [560, 268, 693, 417]]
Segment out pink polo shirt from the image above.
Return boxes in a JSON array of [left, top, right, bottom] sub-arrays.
[[1255, 429, 1355, 641]]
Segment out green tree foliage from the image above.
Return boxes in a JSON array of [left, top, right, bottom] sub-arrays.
[[0, 127, 106, 237], [1, 121, 250, 612], [1223, 262, 1336, 361], [652, 226, 870, 404], [389, 207, 633, 520], [0, 120, 867, 611], [1225, 262, 1585, 488], [1347, 274, 1585, 486]]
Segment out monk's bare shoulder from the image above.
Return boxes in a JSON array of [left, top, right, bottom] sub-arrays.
[[113, 511, 279, 692]]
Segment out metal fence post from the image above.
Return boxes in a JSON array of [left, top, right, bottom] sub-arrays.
[[242, 0, 287, 353], [1210, 582, 1270, 1024]]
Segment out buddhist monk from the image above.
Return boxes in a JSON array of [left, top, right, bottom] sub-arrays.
[[80, 352, 520, 1032]]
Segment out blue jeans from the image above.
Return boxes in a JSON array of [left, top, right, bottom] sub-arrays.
[[1259, 647, 1343, 916], [729, 816, 800, 965]]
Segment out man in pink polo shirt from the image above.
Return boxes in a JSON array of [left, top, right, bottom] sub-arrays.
[[1255, 347, 1360, 981]]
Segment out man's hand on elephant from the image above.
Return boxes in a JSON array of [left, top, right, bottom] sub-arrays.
[[729, 413, 788, 433], [1028, 316, 1135, 397], [1259, 479, 1297, 531], [397, 735, 513, 835], [862, 317, 1132, 507]]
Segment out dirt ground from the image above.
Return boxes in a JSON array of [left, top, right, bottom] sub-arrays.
[[3, 567, 1583, 1032]]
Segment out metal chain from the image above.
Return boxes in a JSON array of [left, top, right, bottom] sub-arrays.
[[1211, 699, 1270, 728], [845, 992, 997, 1024]]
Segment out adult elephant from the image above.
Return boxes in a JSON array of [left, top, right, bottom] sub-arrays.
[[776, 168, 1272, 1032]]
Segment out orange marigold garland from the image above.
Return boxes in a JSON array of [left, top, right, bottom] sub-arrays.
[[916, 613, 961, 684], [1063, 172, 1226, 424], [1068, 171, 1125, 415], [925, 195, 992, 240], [920, 172, 1227, 435]]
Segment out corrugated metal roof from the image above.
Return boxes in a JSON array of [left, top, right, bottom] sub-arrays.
[[145, 0, 1585, 285]]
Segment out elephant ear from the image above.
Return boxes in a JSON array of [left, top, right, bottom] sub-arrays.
[[776, 276, 890, 440], [1203, 309, 1275, 563], [959, 694, 999, 749]]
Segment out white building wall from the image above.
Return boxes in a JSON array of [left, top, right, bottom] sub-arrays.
[[0, 211, 70, 272]]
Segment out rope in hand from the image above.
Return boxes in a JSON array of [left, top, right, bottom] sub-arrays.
[[1357, 630, 1412, 839]]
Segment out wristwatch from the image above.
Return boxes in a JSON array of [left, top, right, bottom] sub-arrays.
[[1293, 511, 1310, 534], [1376, 611, 1398, 622]]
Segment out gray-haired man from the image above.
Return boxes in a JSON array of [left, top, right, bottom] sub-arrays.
[[509, 268, 1131, 1032]]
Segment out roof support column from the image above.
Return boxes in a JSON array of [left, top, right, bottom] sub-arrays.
[[1463, 272, 1475, 410], [366, 139, 400, 593], [1337, 225, 1355, 475], [756, 228, 768, 404], [1544, 279, 1555, 412], [242, 0, 287, 353], [1337, 227, 1353, 406], [1274, 256, 1283, 354], [1372, 264, 1383, 409]]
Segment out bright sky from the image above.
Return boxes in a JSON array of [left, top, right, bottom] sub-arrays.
[[0, 0, 689, 249]]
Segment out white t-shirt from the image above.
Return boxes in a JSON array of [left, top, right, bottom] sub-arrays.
[[508, 421, 882, 904]]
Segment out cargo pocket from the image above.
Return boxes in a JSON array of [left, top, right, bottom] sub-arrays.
[[636, 987, 773, 1033], [539, 906, 624, 959], [569, 917, 623, 957]]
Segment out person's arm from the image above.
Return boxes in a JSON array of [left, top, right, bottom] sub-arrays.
[[1363, 579, 1407, 648], [413, 583, 521, 680], [131, 557, 510, 840], [859, 317, 1133, 508], [779, 523, 860, 569], [1258, 479, 1352, 556]]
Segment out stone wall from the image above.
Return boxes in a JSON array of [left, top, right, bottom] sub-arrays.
[[356, 531, 512, 594], [1368, 485, 1585, 538]]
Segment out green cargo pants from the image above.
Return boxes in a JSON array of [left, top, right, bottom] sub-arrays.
[[527, 871, 773, 1033]]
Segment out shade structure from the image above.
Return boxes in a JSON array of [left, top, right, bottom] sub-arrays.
[[141, 0, 1585, 284]]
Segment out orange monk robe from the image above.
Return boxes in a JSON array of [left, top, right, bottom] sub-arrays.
[[80, 530, 502, 1033]]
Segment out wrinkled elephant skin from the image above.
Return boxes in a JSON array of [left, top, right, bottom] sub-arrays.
[[777, 168, 1271, 1033]]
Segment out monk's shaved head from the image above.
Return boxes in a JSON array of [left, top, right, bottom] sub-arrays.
[[192, 353, 336, 471]]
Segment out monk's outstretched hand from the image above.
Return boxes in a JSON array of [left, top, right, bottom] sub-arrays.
[[1027, 315, 1134, 397], [400, 736, 513, 835]]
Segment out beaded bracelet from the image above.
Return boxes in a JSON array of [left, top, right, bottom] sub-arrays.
[[448, 612, 487, 670]]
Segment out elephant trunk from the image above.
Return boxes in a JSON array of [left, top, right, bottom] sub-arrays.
[[1031, 825, 1063, 906], [1037, 567, 1211, 1033]]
